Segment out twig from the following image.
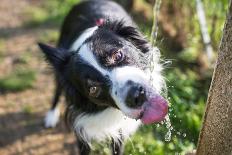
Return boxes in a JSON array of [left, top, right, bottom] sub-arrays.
[[195, 0, 214, 64], [149, 0, 162, 86]]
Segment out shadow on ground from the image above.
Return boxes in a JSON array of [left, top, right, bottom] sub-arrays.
[[0, 111, 78, 155]]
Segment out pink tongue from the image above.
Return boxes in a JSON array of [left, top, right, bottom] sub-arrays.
[[141, 95, 168, 124]]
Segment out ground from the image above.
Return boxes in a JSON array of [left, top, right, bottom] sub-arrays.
[[0, 0, 78, 154]]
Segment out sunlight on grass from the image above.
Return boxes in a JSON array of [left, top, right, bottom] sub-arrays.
[[23, 0, 81, 27], [23, 6, 49, 27], [0, 69, 36, 92]]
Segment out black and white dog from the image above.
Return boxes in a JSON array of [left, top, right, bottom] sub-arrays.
[[38, 0, 168, 154]]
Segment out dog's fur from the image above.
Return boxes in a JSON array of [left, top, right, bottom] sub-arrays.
[[39, 0, 166, 155]]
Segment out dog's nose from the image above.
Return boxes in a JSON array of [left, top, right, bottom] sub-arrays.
[[125, 81, 147, 108]]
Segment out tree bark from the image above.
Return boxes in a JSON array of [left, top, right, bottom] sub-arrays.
[[196, 1, 232, 155]]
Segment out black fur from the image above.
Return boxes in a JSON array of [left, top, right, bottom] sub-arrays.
[[38, 43, 71, 71], [58, 0, 133, 49]]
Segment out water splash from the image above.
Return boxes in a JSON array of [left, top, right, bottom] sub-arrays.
[[127, 136, 135, 153], [164, 115, 172, 142]]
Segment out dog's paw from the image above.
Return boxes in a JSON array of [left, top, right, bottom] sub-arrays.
[[44, 108, 60, 128]]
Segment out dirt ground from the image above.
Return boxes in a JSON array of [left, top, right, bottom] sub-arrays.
[[0, 0, 78, 154]]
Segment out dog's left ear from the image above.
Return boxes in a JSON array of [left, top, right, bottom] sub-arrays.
[[38, 43, 71, 71], [102, 20, 151, 53], [116, 25, 151, 53]]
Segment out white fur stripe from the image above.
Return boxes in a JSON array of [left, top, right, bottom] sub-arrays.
[[78, 44, 108, 75], [70, 26, 98, 51], [70, 26, 108, 75]]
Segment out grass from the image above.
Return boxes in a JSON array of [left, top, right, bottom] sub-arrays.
[[23, 0, 80, 28], [23, 6, 49, 27], [22, 104, 34, 114], [38, 29, 59, 44], [0, 69, 36, 92]]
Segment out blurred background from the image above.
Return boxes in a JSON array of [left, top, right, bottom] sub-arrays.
[[0, 0, 228, 154]]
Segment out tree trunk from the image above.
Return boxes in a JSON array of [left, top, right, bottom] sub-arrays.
[[196, 1, 232, 155]]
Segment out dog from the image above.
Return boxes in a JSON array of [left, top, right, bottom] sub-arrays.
[[38, 0, 168, 154]]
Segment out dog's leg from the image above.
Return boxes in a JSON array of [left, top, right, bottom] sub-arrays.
[[111, 139, 124, 155], [77, 139, 90, 155], [44, 80, 62, 128]]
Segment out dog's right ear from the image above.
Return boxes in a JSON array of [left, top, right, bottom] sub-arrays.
[[38, 43, 71, 71]]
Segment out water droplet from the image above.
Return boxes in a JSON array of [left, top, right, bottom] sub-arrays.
[[165, 130, 171, 142], [164, 115, 172, 142]]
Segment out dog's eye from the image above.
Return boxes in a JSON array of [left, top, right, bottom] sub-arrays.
[[111, 49, 123, 62], [89, 86, 101, 97]]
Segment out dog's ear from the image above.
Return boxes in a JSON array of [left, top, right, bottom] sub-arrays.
[[38, 43, 71, 71], [117, 26, 151, 53], [101, 20, 151, 53]]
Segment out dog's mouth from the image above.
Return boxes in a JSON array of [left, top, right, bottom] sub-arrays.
[[125, 91, 168, 125], [138, 94, 168, 124]]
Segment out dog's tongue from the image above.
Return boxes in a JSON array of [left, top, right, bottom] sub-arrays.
[[141, 95, 168, 124]]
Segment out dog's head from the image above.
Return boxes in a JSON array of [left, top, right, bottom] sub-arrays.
[[39, 20, 168, 124]]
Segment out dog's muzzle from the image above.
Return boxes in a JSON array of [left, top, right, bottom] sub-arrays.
[[110, 66, 168, 124], [124, 80, 168, 124]]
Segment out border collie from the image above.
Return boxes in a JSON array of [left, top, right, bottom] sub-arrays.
[[38, 0, 168, 154]]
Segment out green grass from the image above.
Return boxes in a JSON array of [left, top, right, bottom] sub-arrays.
[[23, 0, 80, 27], [38, 29, 59, 44], [23, 6, 49, 27], [0, 69, 36, 92], [22, 104, 34, 114]]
